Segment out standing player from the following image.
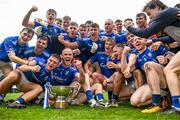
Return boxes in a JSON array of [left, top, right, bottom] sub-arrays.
[[22, 6, 63, 55], [22, 5, 62, 36], [100, 19, 128, 45], [58, 23, 104, 64], [115, 19, 126, 35]]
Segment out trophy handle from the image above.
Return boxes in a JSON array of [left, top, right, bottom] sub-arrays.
[[49, 87, 56, 97], [66, 82, 81, 102]]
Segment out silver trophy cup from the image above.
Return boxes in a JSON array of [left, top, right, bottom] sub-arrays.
[[49, 86, 72, 109]]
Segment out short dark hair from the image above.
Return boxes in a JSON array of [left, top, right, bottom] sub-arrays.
[[126, 32, 134, 38], [115, 19, 122, 23], [20, 27, 34, 36], [136, 12, 147, 20], [124, 18, 133, 22], [69, 22, 78, 27], [174, 3, 180, 8], [47, 9, 57, 16], [63, 16, 71, 21], [85, 20, 93, 25], [79, 24, 86, 28], [55, 18, 62, 23], [50, 54, 61, 61], [90, 23, 99, 29], [143, 0, 167, 12], [38, 35, 48, 41]]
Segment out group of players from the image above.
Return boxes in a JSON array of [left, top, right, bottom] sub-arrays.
[[0, 0, 179, 114]]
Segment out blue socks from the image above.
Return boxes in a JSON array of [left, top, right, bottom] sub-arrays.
[[16, 97, 25, 104], [152, 94, 161, 106], [96, 93, 104, 101], [171, 96, 180, 109], [85, 90, 94, 102]]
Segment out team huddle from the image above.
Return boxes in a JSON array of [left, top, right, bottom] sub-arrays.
[[0, 0, 180, 114]]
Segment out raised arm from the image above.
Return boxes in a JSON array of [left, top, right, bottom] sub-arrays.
[[74, 60, 85, 84], [22, 5, 38, 28], [123, 53, 137, 78], [120, 46, 131, 72], [84, 60, 93, 76]]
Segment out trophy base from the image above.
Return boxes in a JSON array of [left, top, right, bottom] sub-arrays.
[[54, 101, 68, 109]]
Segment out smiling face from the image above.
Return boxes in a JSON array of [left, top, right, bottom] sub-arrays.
[[63, 16, 71, 31], [133, 36, 147, 51], [19, 28, 34, 44], [112, 45, 124, 59], [35, 37, 48, 53], [115, 21, 123, 33], [61, 48, 74, 67], [55, 19, 62, 28], [136, 15, 147, 28]]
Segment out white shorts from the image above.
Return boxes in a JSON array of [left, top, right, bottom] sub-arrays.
[[0, 60, 12, 67], [124, 81, 136, 94], [16, 71, 32, 90]]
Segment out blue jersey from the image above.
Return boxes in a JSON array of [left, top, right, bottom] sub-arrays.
[[23, 46, 50, 60], [23, 57, 48, 85], [108, 58, 121, 72], [118, 31, 127, 36], [61, 29, 68, 35], [116, 34, 128, 45], [99, 32, 127, 45], [46, 33, 79, 54], [52, 64, 79, 86], [0, 36, 29, 62], [90, 52, 115, 78], [77, 38, 104, 63], [63, 34, 79, 42], [99, 31, 115, 38], [130, 48, 139, 55], [34, 20, 62, 36], [136, 45, 168, 70], [33, 67, 55, 86], [111, 58, 120, 64], [77, 35, 89, 39]]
